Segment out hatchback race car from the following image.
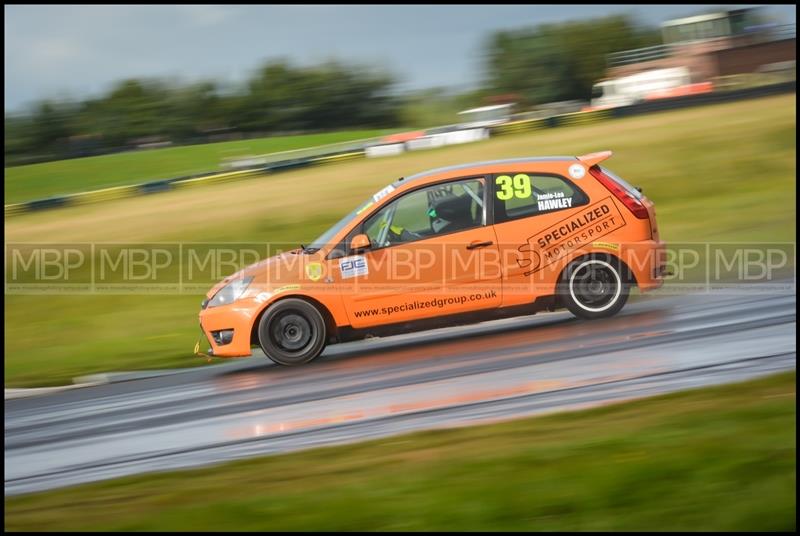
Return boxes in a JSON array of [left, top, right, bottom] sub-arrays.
[[199, 151, 667, 365]]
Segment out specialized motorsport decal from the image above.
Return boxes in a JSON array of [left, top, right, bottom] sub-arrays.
[[517, 196, 626, 275], [305, 262, 324, 282], [339, 255, 369, 279]]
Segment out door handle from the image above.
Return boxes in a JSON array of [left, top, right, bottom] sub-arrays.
[[466, 240, 494, 250]]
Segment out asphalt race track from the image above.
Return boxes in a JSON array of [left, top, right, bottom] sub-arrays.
[[5, 289, 796, 496]]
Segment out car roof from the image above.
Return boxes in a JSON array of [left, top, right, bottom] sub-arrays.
[[393, 156, 576, 187], [392, 152, 614, 187]]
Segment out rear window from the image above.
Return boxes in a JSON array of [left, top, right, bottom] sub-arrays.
[[599, 166, 643, 201], [493, 173, 589, 223]]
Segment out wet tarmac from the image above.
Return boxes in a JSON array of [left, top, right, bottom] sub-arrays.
[[5, 289, 796, 496]]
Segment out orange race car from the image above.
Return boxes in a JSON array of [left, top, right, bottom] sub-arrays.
[[199, 151, 667, 365]]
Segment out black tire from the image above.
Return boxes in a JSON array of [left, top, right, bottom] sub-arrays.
[[558, 257, 630, 320], [257, 298, 327, 366]]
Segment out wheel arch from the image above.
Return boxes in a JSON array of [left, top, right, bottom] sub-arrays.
[[249, 294, 339, 347]]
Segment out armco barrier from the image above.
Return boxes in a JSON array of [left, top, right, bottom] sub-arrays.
[[312, 151, 364, 165], [170, 168, 264, 190], [71, 184, 139, 205], [5, 81, 795, 218]]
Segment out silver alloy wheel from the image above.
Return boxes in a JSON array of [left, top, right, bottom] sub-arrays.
[[568, 259, 622, 313]]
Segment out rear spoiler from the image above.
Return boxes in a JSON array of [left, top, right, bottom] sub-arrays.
[[577, 151, 613, 168]]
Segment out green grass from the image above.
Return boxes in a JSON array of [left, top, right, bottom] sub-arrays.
[[4, 371, 796, 531], [4, 94, 796, 387], [4, 129, 395, 204]]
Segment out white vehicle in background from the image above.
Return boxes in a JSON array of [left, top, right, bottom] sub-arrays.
[[457, 104, 515, 129], [589, 67, 710, 110]]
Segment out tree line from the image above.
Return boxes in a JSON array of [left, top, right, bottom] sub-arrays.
[[5, 60, 402, 166], [5, 15, 659, 166]]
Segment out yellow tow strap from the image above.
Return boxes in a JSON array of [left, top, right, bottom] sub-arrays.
[[194, 338, 212, 362]]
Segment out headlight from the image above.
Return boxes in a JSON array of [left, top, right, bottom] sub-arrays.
[[207, 276, 253, 308]]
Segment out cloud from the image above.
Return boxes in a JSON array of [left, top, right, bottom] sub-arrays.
[[174, 5, 237, 28], [28, 37, 84, 64], [4, 4, 797, 111]]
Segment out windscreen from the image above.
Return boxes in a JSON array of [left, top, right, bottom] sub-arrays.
[[307, 183, 397, 251], [307, 200, 372, 251]]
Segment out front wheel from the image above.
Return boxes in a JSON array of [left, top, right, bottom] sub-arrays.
[[258, 298, 327, 365], [558, 257, 630, 320]]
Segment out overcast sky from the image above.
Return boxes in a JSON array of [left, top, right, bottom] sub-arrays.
[[4, 4, 796, 112]]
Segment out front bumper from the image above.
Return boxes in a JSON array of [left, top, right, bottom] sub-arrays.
[[198, 301, 256, 357]]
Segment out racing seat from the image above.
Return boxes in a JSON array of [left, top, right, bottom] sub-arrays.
[[432, 194, 478, 235]]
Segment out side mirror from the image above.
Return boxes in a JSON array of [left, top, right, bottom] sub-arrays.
[[350, 233, 371, 252]]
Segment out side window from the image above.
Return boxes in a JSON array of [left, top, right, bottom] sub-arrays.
[[493, 173, 588, 223], [363, 178, 485, 249]]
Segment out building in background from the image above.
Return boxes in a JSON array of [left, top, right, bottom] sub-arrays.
[[589, 7, 796, 109]]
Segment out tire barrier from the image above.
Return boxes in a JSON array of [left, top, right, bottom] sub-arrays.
[[554, 109, 611, 127], [491, 117, 548, 136], [5, 81, 795, 218]]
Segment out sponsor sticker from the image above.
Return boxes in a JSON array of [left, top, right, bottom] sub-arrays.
[[372, 185, 396, 203], [517, 196, 626, 274], [356, 201, 374, 215], [535, 191, 573, 211], [305, 262, 323, 282], [256, 284, 301, 303], [339, 255, 369, 279], [568, 163, 586, 179], [273, 284, 301, 294], [592, 241, 620, 252]]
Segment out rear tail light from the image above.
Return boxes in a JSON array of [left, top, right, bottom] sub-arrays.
[[588, 166, 649, 219]]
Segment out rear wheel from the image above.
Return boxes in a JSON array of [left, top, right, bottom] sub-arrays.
[[258, 298, 327, 365], [559, 257, 629, 319]]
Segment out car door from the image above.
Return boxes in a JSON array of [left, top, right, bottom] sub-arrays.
[[337, 176, 502, 329], [491, 171, 593, 307]]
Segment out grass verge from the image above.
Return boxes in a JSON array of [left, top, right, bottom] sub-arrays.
[[4, 371, 796, 531], [4, 129, 395, 204]]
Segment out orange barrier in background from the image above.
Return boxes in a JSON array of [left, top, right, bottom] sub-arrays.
[[645, 82, 714, 101], [381, 130, 426, 143]]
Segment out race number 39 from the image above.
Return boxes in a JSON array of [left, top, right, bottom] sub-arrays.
[[496, 174, 531, 201]]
